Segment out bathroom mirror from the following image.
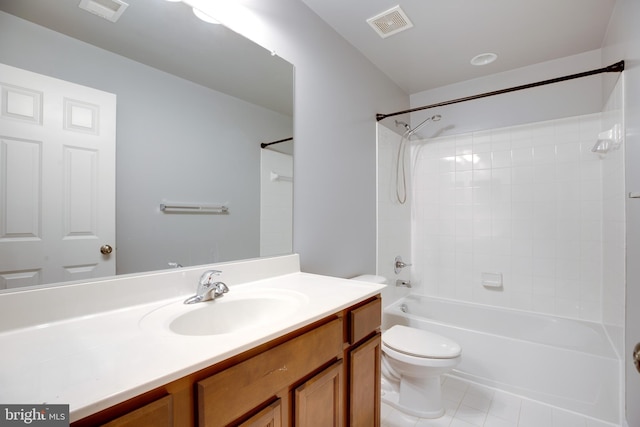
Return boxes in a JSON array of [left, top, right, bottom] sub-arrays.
[[0, 0, 294, 290]]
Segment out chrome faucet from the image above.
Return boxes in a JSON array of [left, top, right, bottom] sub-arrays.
[[184, 270, 229, 304], [394, 256, 412, 274]]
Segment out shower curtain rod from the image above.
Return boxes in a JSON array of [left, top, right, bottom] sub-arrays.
[[261, 137, 293, 149], [376, 60, 625, 122]]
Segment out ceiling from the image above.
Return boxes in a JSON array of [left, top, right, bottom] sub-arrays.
[[0, 0, 294, 116], [300, 0, 617, 95], [1, 0, 617, 106]]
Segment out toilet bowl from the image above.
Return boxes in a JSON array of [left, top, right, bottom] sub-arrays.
[[381, 324, 461, 418], [349, 275, 461, 418]]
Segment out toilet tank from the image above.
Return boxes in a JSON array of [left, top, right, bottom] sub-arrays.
[[351, 275, 387, 284]]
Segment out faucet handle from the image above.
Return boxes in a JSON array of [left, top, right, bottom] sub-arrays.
[[394, 256, 412, 274], [185, 270, 226, 304], [213, 282, 229, 297], [199, 269, 222, 284]]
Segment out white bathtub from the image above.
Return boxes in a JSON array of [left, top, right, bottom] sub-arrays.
[[383, 295, 620, 424]]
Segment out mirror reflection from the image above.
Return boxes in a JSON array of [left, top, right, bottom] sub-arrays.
[[0, 0, 294, 291]]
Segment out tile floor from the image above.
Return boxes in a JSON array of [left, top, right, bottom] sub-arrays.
[[381, 376, 619, 427]]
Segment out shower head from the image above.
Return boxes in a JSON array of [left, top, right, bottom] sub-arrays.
[[406, 114, 442, 138]]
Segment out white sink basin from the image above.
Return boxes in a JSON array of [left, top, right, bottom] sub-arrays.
[[139, 289, 308, 336]]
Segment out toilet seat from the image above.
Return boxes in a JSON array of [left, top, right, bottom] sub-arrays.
[[382, 343, 461, 369], [381, 325, 462, 419], [383, 325, 461, 359]]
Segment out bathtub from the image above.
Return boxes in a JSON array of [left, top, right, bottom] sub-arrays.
[[383, 295, 620, 424]]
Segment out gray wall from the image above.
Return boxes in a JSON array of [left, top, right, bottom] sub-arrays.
[[0, 11, 293, 274], [602, 0, 640, 425], [209, 0, 409, 277], [409, 49, 605, 135]]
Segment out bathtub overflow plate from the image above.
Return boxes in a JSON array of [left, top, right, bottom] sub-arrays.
[[634, 343, 640, 374]]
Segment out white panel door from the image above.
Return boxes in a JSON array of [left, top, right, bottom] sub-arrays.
[[0, 63, 116, 289]]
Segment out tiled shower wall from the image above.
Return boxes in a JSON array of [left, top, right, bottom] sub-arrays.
[[377, 125, 412, 304], [410, 114, 612, 321], [601, 76, 625, 354]]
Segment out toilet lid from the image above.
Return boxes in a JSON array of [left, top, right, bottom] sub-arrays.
[[383, 325, 461, 359]]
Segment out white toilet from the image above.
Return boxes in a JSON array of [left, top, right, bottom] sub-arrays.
[[350, 274, 462, 419], [381, 324, 461, 418]]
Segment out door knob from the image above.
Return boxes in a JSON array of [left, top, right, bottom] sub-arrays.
[[100, 244, 113, 255], [634, 343, 640, 374]]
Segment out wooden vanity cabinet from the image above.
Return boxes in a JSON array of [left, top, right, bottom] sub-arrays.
[[294, 361, 344, 426], [101, 395, 173, 427], [345, 297, 382, 427], [71, 295, 381, 427], [197, 318, 344, 426], [348, 335, 381, 426], [237, 400, 282, 427]]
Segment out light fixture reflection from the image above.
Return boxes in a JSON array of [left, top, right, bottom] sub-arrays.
[[470, 53, 497, 66], [193, 7, 220, 24]]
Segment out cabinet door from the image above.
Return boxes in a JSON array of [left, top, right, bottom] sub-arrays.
[[295, 361, 344, 427], [349, 334, 381, 427], [198, 319, 342, 426], [238, 400, 282, 427], [101, 395, 172, 427]]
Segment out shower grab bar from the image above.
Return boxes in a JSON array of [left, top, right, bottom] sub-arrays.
[[160, 203, 229, 214]]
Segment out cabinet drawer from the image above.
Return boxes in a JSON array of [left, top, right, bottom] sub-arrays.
[[349, 297, 381, 345], [102, 395, 172, 427], [198, 318, 343, 426]]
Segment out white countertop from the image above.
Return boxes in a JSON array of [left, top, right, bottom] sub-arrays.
[[0, 260, 384, 422]]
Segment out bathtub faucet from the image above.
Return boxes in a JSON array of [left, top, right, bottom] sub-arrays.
[[394, 256, 412, 274], [184, 270, 229, 304], [396, 279, 412, 288]]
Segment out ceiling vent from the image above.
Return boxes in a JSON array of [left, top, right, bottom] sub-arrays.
[[366, 5, 413, 39], [78, 0, 129, 23]]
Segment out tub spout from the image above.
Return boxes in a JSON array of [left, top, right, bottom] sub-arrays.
[[396, 279, 411, 288]]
